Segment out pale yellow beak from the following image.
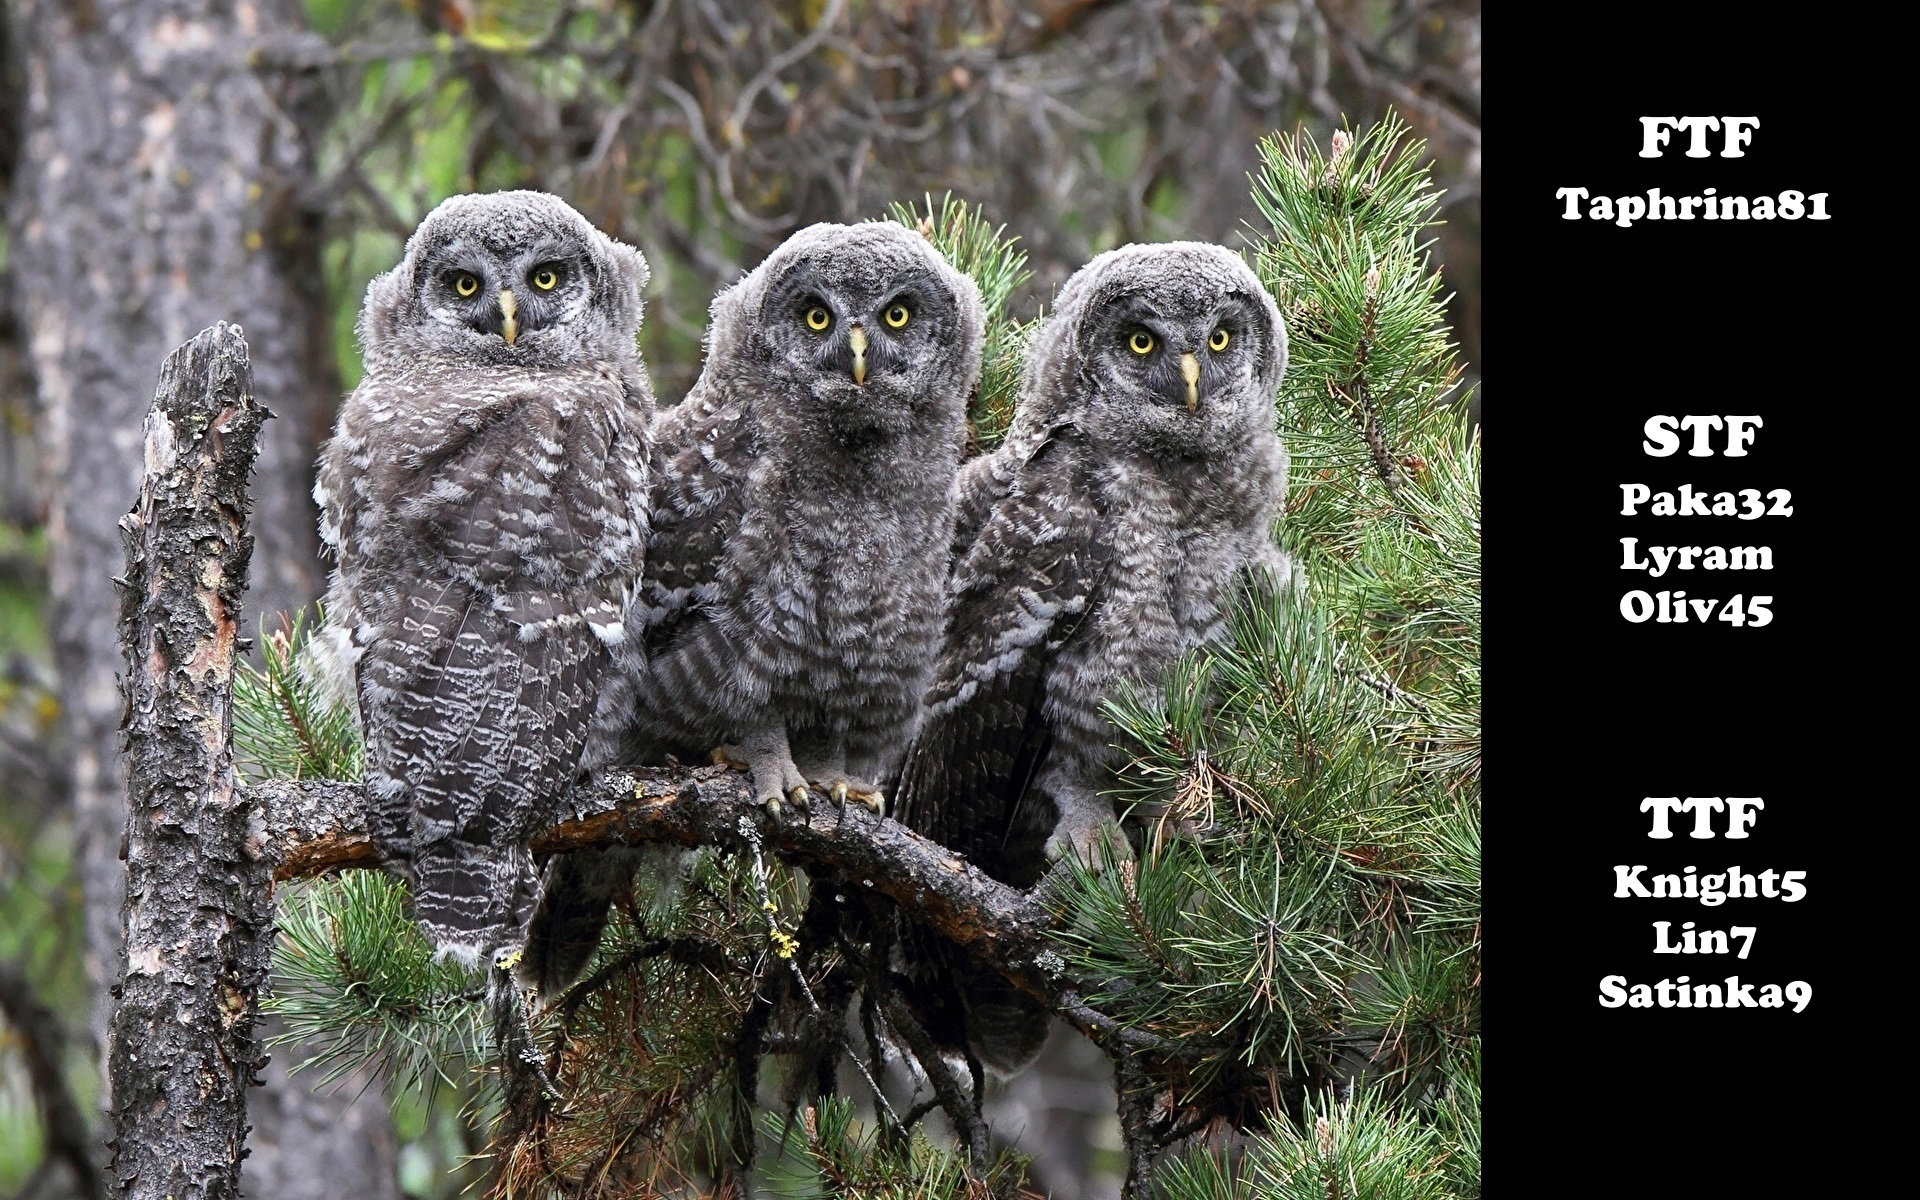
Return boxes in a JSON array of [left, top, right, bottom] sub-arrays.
[[849, 324, 868, 385], [498, 289, 518, 346], [1180, 351, 1200, 412]]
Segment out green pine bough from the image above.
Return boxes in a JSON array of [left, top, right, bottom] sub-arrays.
[[1074, 113, 1479, 1194], [886, 192, 1033, 450]]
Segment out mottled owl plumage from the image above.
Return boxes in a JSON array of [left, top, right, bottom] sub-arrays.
[[518, 222, 983, 990], [518, 222, 985, 997], [626, 220, 985, 807], [313, 191, 653, 968], [894, 242, 1292, 1075]]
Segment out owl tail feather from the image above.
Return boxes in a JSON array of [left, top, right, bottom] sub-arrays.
[[519, 847, 644, 999], [901, 925, 1049, 1082], [411, 838, 538, 968], [955, 961, 1050, 1078]]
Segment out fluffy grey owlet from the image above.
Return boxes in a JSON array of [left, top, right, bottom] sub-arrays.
[[892, 241, 1293, 1076], [313, 191, 653, 970], [516, 223, 983, 996], [624, 221, 985, 809]]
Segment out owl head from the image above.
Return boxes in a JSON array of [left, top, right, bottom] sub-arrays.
[[706, 221, 985, 442], [358, 191, 650, 373], [1012, 242, 1287, 458]]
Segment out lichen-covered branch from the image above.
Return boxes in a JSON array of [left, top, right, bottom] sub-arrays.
[[109, 323, 271, 1200], [255, 765, 1081, 1025], [257, 758, 1198, 1176]]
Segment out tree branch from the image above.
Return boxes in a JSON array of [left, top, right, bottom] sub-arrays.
[[109, 323, 270, 1200], [252, 760, 1202, 1093], [254, 765, 1080, 1019]]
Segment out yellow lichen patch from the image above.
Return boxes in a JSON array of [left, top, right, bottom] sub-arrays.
[[768, 927, 799, 959]]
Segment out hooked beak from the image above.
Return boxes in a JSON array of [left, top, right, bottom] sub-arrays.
[[1180, 351, 1200, 412], [849, 324, 868, 385], [498, 289, 518, 346]]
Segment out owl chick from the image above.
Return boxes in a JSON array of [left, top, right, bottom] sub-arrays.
[[631, 222, 985, 809], [892, 242, 1292, 1076], [313, 191, 653, 969]]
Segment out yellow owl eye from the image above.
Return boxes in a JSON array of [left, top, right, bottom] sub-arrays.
[[1128, 331, 1156, 356], [1209, 327, 1231, 351], [884, 304, 912, 329], [532, 268, 559, 291], [454, 274, 480, 298], [805, 306, 832, 332]]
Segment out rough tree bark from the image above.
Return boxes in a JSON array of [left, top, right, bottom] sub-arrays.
[[5, 3, 397, 1192], [110, 323, 269, 1200]]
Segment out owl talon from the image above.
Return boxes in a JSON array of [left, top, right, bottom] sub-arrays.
[[727, 735, 810, 817], [814, 775, 884, 816], [1046, 818, 1131, 866]]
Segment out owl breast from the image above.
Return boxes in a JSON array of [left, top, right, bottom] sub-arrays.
[[1045, 452, 1279, 766], [752, 469, 955, 728]]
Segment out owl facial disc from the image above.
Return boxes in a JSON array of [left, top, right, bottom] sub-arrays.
[[356, 190, 651, 372]]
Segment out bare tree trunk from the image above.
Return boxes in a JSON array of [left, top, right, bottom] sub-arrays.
[[5, 3, 396, 1193], [109, 322, 269, 1200], [0, 0, 20, 510], [0, 958, 101, 1199]]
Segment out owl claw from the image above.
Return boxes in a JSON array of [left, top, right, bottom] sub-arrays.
[[819, 775, 884, 816], [1045, 817, 1131, 866], [720, 735, 808, 817]]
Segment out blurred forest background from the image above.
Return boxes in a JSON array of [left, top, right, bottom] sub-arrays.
[[0, 2, 1478, 1197]]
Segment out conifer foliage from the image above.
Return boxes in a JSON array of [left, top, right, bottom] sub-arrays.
[[1099, 113, 1480, 1196], [236, 115, 1479, 1197], [886, 193, 1034, 451]]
